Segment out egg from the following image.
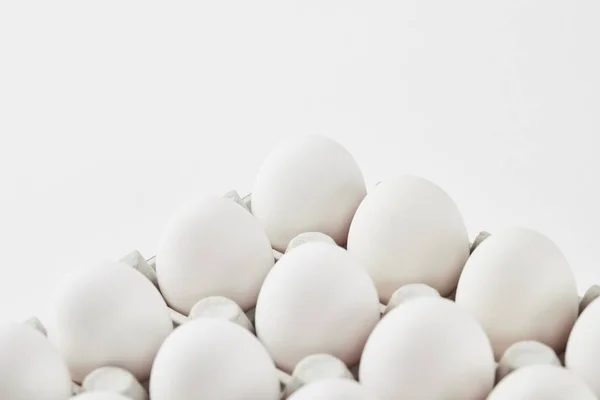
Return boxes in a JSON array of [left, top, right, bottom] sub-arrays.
[[565, 295, 600, 397], [255, 242, 380, 373], [156, 195, 274, 314], [47, 261, 173, 383], [347, 175, 470, 302], [487, 365, 596, 400], [71, 393, 131, 400], [0, 322, 72, 400], [455, 228, 579, 359], [359, 297, 495, 400], [251, 135, 366, 252], [150, 318, 280, 400], [288, 378, 378, 400]]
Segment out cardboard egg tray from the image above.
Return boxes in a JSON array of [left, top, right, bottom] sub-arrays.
[[136, 191, 489, 399], [25, 190, 600, 400]]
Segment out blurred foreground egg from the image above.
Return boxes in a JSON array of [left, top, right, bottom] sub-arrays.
[[288, 378, 378, 400], [0, 322, 72, 400], [359, 297, 495, 400], [455, 228, 579, 359], [156, 195, 274, 314], [150, 318, 280, 400], [566, 295, 600, 397], [251, 135, 366, 252], [347, 175, 469, 302], [487, 365, 596, 400], [47, 261, 173, 383], [255, 242, 380, 372], [72, 393, 131, 400]]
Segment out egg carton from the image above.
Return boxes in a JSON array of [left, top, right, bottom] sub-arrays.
[[22, 190, 600, 400]]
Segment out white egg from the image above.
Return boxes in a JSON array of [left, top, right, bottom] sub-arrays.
[[455, 228, 579, 359], [255, 242, 380, 372], [359, 297, 495, 400], [288, 378, 378, 400], [347, 175, 469, 302], [566, 295, 600, 397], [156, 195, 274, 314], [0, 322, 72, 400], [150, 318, 280, 400], [251, 135, 366, 252], [487, 364, 596, 400], [47, 261, 173, 383], [71, 393, 131, 400]]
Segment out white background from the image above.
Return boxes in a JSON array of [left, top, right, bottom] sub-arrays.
[[1, 1, 599, 323]]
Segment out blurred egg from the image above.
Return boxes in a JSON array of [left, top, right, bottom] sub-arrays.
[[255, 242, 380, 372], [150, 318, 280, 400], [347, 175, 469, 302], [487, 365, 596, 400], [251, 135, 366, 252], [47, 261, 173, 383], [359, 297, 495, 400], [71, 393, 131, 400], [455, 228, 579, 359], [0, 322, 72, 400], [288, 378, 378, 400], [156, 195, 274, 314], [566, 295, 600, 397]]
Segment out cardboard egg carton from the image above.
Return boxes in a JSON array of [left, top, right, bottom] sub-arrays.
[[125, 191, 488, 399], [22, 190, 596, 399]]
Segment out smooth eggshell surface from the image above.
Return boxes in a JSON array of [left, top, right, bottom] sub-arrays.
[[47, 261, 173, 383], [156, 195, 274, 314], [150, 318, 280, 400], [255, 242, 381, 372], [347, 175, 470, 302], [566, 296, 600, 397], [288, 378, 378, 400], [359, 297, 495, 400], [251, 135, 366, 252], [455, 228, 579, 359], [487, 365, 596, 400], [0, 322, 72, 400]]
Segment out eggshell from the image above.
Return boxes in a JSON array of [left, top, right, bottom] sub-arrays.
[[251, 135, 366, 252], [255, 242, 381, 372], [150, 318, 280, 400], [487, 364, 596, 400], [359, 297, 495, 400], [288, 378, 378, 400], [0, 322, 72, 400], [347, 175, 469, 302], [47, 261, 173, 383], [455, 228, 579, 359], [565, 295, 600, 397], [156, 195, 274, 314], [71, 393, 131, 400]]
